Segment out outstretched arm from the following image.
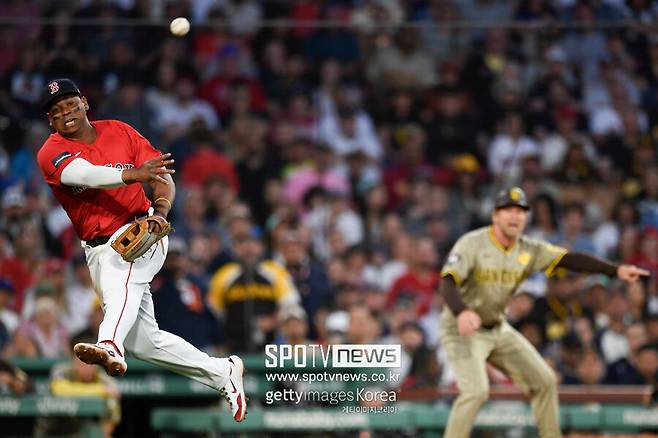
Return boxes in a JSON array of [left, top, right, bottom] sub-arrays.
[[61, 153, 175, 189], [556, 252, 650, 282]]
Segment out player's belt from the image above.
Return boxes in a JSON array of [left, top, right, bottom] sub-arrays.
[[86, 235, 111, 247], [85, 210, 149, 248]]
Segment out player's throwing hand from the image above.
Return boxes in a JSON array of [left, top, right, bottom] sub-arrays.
[[617, 265, 651, 283], [457, 309, 482, 337], [123, 153, 175, 185]]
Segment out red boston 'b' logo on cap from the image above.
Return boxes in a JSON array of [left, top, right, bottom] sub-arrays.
[[48, 81, 59, 94]]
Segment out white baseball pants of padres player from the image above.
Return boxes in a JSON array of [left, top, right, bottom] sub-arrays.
[[82, 221, 229, 390]]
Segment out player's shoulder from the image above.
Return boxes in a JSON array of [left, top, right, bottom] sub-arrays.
[[36, 133, 69, 163], [518, 234, 566, 252], [95, 119, 137, 134], [455, 226, 490, 246], [518, 234, 542, 247]]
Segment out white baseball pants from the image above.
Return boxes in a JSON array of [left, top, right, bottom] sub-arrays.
[[83, 222, 229, 390]]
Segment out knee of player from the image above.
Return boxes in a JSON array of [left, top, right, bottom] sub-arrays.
[[534, 369, 558, 392], [461, 388, 490, 404], [126, 332, 164, 357]]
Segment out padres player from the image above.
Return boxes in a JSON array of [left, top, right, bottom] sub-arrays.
[[439, 187, 648, 438], [36, 79, 246, 422]]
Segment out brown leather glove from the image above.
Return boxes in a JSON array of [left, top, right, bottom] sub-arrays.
[[111, 215, 171, 262]]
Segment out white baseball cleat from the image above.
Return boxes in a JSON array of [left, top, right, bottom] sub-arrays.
[[219, 355, 247, 422], [73, 343, 127, 377]]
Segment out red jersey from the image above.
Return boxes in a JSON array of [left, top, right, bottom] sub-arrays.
[[386, 270, 440, 316], [37, 120, 160, 241]]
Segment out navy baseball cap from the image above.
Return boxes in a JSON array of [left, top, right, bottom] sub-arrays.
[[494, 187, 530, 210], [40, 78, 81, 112]]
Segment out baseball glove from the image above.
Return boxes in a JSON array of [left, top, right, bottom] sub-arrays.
[[111, 215, 171, 262]]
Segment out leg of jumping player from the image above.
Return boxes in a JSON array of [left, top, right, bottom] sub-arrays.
[[123, 287, 230, 389], [79, 232, 247, 421], [76, 226, 163, 376]]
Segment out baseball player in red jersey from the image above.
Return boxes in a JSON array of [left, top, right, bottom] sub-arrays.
[[36, 79, 246, 422]]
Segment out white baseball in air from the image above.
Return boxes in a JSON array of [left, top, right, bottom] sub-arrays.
[[169, 17, 190, 36]]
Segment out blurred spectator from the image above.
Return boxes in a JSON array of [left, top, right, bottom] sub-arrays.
[[564, 349, 605, 385], [361, 184, 389, 246], [554, 142, 600, 185], [346, 304, 381, 344], [377, 230, 410, 292], [277, 305, 309, 346], [487, 112, 540, 185], [0, 278, 18, 351], [21, 258, 67, 320], [283, 141, 349, 206], [153, 238, 221, 353], [551, 203, 599, 255], [384, 125, 435, 209], [527, 193, 560, 242], [558, 332, 585, 383], [198, 45, 267, 120], [317, 105, 382, 160], [416, 1, 469, 64], [208, 231, 299, 353], [64, 256, 96, 336], [599, 291, 632, 364], [539, 106, 596, 173], [6, 295, 69, 358], [303, 189, 364, 262], [425, 88, 478, 165], [234, 116, 282, 225], [154, 75, 219, 141], [0, 358, 33, 394], [303, 4, 360, 66], [180, 139, 240, 192], [222, 0, 263, 37], [396, 322, 440, 389], [367, 29, 437, 90], [0, 186, 27, 239], [606, 342, 658, 385], [529, 269, 590, 343], [605, 322, 649, 384], [560, 3, 610, 81], [97, 79, 157, 140], [5, 48, 44, 111], [581, 275, 612, 330], [275, 230, 333, 338], [34, 336, 120, 438], [386, 237, 440, 317]]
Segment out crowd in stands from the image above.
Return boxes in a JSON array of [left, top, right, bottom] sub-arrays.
[[1, 0, 658, 398]]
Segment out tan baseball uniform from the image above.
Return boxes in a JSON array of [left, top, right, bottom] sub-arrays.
[[440, 226, 567, 438]]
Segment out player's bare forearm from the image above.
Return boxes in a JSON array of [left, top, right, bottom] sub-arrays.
[[150, 173, 175, 219], [556, 251, 650, 282], [556, 252, 618, 276], [122, 153, 175, 185]]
